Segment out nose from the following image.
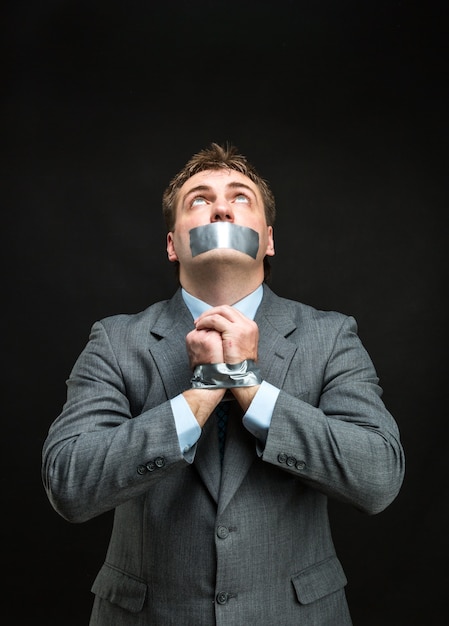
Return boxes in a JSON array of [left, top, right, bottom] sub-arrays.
[[211, 200, 234, 222]]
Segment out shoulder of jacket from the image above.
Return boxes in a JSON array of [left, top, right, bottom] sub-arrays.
[[97, 299, 171, 332], [265, 287, 350, 325]]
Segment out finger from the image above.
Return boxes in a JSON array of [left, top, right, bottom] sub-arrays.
[[194, 305, 245, 326], [194, 313, 232, 333]]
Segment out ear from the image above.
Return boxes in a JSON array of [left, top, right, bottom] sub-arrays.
[[265, 226, 275, 257], [166, 232, 178, 262]]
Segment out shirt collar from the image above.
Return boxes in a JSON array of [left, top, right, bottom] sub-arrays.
[[181, 284, 263, 321]]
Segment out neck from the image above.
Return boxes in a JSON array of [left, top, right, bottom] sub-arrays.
[[179, 263, 264, 306]]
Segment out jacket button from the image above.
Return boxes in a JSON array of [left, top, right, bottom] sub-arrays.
[[137, 465, 146, 475], [277, 453, 288, 464], [217, 526, 229, 539], [155, 456, 165, 468], [286, 456, 296, 467], [146, 461, 156, 472], [296, 460, 306, 470], [216, 591, 229, 605]]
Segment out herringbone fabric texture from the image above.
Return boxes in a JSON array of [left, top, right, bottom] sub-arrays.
[[215, 401, 230, 463]]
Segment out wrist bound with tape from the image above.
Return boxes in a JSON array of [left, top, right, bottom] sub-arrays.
[[191, 360, 262, 389]]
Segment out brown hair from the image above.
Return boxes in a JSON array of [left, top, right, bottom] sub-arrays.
[[162, 142, 276, 282], [162, 142, 276, 231]]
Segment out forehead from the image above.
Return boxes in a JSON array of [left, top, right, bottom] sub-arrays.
[[178, 169, 262, 202]]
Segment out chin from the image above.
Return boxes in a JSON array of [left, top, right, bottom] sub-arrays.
[[189, 250, 256, 277], [195, 248, 255, 262]]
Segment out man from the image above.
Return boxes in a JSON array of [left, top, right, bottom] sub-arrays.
[[42, 143, 405, 625]]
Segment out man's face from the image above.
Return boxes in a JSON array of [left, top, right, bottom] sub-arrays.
[[166, 169, 275, 272]]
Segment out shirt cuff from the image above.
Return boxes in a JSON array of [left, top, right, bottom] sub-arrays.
[[170, 394, 202, 463], [242, 380, 280, 451]]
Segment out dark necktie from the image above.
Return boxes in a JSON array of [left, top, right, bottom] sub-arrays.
[[215, 401, 230, 464]]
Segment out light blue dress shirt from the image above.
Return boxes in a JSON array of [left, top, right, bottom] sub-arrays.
[[170, 285, 280, 461]]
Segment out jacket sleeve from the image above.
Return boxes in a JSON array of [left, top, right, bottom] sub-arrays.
[[262, 315, 405, 515], [42, 321, 185, 523]]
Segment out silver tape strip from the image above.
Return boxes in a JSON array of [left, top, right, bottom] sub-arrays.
[[191, 360, 262, 388], [189, 223, 259, 259]]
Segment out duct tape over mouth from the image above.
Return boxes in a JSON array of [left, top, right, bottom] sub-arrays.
[[189, 223, 259, 259]]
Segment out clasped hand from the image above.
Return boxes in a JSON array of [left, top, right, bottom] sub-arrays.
[[184, 306, 260, 421], [186, 306, 259, 369]]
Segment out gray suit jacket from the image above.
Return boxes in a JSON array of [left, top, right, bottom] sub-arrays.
[[42, 286, 404, 625]]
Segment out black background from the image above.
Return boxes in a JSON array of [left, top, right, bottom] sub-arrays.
[[2, 1, 447, 624]]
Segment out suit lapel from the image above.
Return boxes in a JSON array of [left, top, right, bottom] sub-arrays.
[[256, 285, 298, 391], [194, 415, 221, 502], [147, 290, 194, 400]]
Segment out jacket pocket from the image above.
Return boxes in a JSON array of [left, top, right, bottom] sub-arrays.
[[91, 562, 147, 613], [292, 556, 348, 605]]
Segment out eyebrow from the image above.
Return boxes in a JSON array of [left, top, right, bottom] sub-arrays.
[[182, 181, 257, 206], [226, 181, 256, 196]]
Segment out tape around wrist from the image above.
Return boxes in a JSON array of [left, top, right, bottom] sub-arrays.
[[191, 360, 262, 389]]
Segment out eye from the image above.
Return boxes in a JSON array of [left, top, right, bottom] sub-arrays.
[[234, 194, 249, 204], [191, 196, 207, 206]]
